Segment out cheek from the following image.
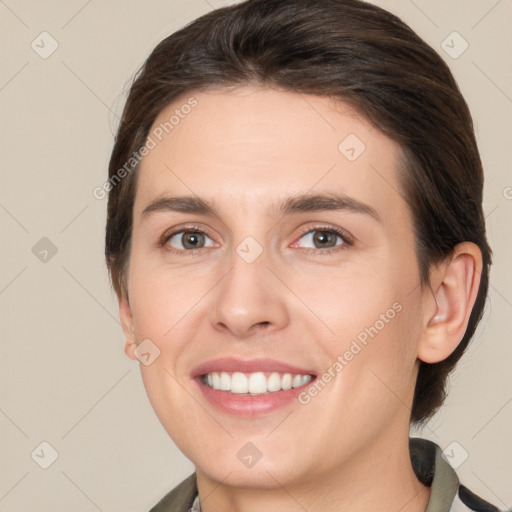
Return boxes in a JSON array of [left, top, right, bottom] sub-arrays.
[[297, 266, 401, 344], [325, 311, 419, 436], [337, 291, 422, 415], [128, 256, 209, 339], [305, 263, 421, 396], [127, 268, 210, 444]]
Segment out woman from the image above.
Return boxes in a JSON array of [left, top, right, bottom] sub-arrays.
[[104, 1, 499, 510]]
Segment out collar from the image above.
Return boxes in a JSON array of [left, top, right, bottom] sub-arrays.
[[410, 437, 459, 512]]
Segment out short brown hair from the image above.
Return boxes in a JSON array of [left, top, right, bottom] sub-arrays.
[[105, 0, 492, 424]]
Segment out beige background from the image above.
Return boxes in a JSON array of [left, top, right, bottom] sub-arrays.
[[0, 0, 511, 510]]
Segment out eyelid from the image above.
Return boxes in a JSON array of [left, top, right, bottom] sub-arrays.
[[298, 223, 353, 241]]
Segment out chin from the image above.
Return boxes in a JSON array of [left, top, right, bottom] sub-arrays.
[[197, 457, 304, 490]]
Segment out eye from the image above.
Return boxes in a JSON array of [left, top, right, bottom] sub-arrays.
[[160, 225, 352, 255], [164, 229, 216, 252], [292, 226, 352, 252]]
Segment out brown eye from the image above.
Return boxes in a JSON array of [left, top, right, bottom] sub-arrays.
[[296, 228, 347, 250], [312, 230, 339, 248], [166, 230, 214, 251]]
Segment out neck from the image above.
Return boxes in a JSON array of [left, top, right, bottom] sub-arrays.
[[195, 427, 431, 512]]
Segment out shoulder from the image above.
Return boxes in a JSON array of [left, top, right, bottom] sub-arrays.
[[148, 473, 197, 512]]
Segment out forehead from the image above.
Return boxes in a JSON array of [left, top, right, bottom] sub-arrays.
[[134, 85, 408, 223]]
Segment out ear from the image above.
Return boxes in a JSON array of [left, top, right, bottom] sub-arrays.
[[418, 242, 483, 363], [119, 295, 138, 361]]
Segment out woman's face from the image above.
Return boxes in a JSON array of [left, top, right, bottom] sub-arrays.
[[121, 85, 429, 489]]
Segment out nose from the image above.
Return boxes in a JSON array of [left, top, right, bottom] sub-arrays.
[[209, 244, 290, 339]]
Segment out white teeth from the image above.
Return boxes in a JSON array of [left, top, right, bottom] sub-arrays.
[[292, 374, 303, 388], [267, 372, 282, 392], [248, 372, 268, 394], [220, 372, 231, 391], [281, 373, 292, 390], [203, 371, 313, 394], [231, 372, 248, 394]]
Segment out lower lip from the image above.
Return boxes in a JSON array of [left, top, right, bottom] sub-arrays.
[[195, 377, 315, 417]]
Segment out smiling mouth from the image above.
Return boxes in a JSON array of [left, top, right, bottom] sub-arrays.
[[200, 371, 315, 395]]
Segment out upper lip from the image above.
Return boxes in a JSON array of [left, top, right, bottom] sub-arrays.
[[191, 357, 317, 378]]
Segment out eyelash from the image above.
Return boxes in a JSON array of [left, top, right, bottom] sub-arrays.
[[159, 224, 354, 256]]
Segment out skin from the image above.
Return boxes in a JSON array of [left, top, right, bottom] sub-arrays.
[[119, 85, 482, 512]]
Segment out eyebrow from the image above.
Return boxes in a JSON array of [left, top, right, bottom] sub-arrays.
[[141, 192, 381, 222]]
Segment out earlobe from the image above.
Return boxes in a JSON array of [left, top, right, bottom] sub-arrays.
[[119, 296, 138, 361], [124, 341, 138, 361], [418, 242, 482, 364]]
